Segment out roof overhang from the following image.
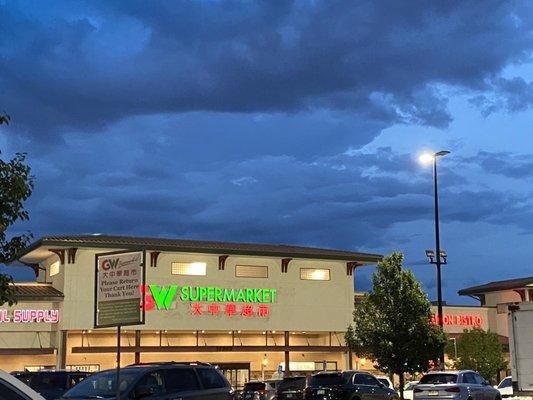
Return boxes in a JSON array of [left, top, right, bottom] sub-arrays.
[[15, 236, 383, 266]]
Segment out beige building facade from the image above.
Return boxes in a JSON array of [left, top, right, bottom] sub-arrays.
[[4, 235, 381, 388]]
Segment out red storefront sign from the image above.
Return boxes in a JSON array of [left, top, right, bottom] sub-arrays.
[[431, 314, 483, 327]]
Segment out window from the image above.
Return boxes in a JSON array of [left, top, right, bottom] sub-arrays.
[[50, 261, 60, 276], [300, 268, 330, 281], [498, 378, 512, 389], [171, 262, 207, 276], [235, 265, 268, 278], [462, 373, 478, 384], [419, 374, 457, 384], [0, 379, 29, 400], [136, 371, 165, 396], [164, 369, 200, 392], [196, 368, 227, 389]]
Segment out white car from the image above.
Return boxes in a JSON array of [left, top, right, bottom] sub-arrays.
[[495, 376, 513, 397], [0, 369, 45, 400], [403, 381, 419, 400], [376, 375, 395, 389]]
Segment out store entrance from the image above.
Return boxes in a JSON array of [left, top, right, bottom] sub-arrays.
[[218, 363, 250, 390]]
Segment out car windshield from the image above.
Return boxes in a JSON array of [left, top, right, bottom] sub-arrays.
[[278, 377, 306, 391], [244, 382, 266, 391], [62, 369, 140, 398], [419, 374, 457, 384], [309, 374, 344, 387]]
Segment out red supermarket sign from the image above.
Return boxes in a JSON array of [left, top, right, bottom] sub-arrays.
[[431, 314, 483, 327]]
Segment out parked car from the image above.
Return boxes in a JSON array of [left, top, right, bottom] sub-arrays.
[[276, 376, 307, 400], [495, 376, 513, 398], [304, 371, 398, 400], [403, 381, 419, 400], [12, 370, 91, 400], [241, 380, 281, 400], [414, 371, 501, 400], [59, 362, 233, 400], [0, 369, 46, 400]]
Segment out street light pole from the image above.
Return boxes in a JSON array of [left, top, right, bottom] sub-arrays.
[[433, 153, 445, 370], [421, 150, 450, 371]]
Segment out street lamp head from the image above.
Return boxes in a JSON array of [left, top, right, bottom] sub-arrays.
[[425, 249, 435, 258], [439, 250, 447, 258], [419, 152, 434, 165], [435, 150, 450, 157]]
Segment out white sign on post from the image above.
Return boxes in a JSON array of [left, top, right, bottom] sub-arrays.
[[94, 250, 145, 328]]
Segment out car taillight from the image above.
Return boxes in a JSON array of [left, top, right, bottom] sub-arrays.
[[445, 387, 461, 393], [414, 388, 423, 393]]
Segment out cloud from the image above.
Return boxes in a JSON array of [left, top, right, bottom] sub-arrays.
[[0, 1, 532, 139], [462, 151, 533, 179]]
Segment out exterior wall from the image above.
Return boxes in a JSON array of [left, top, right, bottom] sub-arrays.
[[49, 248, 354, 333]]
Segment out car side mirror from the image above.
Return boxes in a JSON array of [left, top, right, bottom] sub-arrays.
[[133, 386, 154, 399]]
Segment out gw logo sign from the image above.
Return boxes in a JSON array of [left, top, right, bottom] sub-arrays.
[[101, 258, 120, 271]]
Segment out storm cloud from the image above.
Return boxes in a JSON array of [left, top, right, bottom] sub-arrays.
[[2, 1, 533, 302]]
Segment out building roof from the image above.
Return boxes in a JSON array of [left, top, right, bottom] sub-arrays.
[[458, 276, 533, 296], [13, 283, 64, 301], [17, 234, 383, 264]]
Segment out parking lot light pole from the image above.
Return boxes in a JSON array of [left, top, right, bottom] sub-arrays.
[[420, 150, 450, 371]]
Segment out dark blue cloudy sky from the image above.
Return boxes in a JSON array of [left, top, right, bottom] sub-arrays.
[[1, 0, 533, 303]]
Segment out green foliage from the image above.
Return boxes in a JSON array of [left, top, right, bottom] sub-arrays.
[[453, 328, 507, 383], [0, 113, 34, 306], [346, 252, 447, 398]]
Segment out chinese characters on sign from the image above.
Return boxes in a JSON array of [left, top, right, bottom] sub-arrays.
[[190, 302, 270, 317]]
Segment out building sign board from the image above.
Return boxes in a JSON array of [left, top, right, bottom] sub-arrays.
[[142, 284, 276, 318], [0, 309, 59, 323], [431, 314, 484, 327], [95, 251, 145, 328]]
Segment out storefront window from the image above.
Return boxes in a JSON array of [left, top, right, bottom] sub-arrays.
[[235, 265, 268, 278], [171, 262, 207, 276], [300, 268, 330, 281]]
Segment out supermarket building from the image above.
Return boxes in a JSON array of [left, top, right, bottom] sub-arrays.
[[4, 235, 382, 387]]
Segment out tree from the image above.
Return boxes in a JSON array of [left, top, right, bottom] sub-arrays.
[[0, 113, 34, 305], [452, 328, 507, 383], [346, 252, 447, 399]]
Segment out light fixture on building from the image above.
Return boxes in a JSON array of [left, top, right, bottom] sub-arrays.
[[272, 330, 276, 334], [87, 330, 92, 334], [228, 331, 232, 335], [237, 330, 241, 334], [201, 330, 205, 334], [262, 331, 266, 335], [155, 331, 160, 334], [163, 330, 168, 333]]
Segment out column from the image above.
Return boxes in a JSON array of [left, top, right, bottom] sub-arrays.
[[284, 331, 290, 377], [56, 330, 68, 370], [134, 330, 141, 364]]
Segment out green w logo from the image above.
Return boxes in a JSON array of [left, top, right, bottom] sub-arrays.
[[149, 285, 178, 310]]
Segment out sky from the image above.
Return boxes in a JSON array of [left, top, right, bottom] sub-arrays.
[[1, 0, 533, 304]]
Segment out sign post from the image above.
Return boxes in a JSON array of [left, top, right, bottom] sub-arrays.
[[95, 250, 145, 400]]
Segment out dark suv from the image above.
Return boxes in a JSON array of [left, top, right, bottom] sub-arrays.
[[59, 362, 233, 400], [304, 371, 398, 400], [276, 376, 307, 400], [12, 370, 91, 400]]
